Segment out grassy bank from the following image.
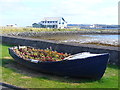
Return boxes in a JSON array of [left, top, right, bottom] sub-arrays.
[[82, 42, 120, 47], [0, 27, 118, 34], [0, 44, 119, 88], [0, 27, 72, 34]]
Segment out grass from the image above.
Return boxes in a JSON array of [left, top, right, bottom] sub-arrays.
[[0, 44, 119, 88], [82, 42, 120, 47], [0, 27, 72, 34], [0, 27, 118, 34]]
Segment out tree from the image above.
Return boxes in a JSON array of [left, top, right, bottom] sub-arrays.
[[32, 23, 42, 28]]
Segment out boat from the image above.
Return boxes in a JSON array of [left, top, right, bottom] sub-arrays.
[[8, 46, 109, 80]]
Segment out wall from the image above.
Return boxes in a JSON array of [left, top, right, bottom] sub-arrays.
[[1, 35, 119, 65]]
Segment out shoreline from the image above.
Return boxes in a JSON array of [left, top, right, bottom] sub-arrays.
[[5, 30, 120, 35], [3, 31, 119, 47]]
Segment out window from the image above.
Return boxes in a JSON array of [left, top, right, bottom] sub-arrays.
[[62, 22, 64, 24], [55, 21, 57, 23]]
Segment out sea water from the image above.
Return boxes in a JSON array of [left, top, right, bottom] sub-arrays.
[[61, 34, 119, 46], [34, 34, 119, 46]]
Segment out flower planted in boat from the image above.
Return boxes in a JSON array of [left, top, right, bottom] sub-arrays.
[[13, 46, 71, 62]]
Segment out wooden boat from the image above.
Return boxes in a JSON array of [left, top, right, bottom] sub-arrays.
[[9, 46, 109, 80]]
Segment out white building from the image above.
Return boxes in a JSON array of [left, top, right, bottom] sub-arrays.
[[39, 17, 67, 29], [6, 24, 17, 27]]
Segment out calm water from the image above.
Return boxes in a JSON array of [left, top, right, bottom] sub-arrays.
[[36, 34, 119, 46], [63, 34, 119, 46], [81, 35, 119, 40]]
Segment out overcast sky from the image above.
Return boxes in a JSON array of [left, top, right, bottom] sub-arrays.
[[0, 0, 119, 27]]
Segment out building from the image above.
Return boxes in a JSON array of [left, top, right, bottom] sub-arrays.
[[6, 24, 17, 27], [90, 24, 119, 29], [39, 17, 67, 29], [33, 17, 67, 29]]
